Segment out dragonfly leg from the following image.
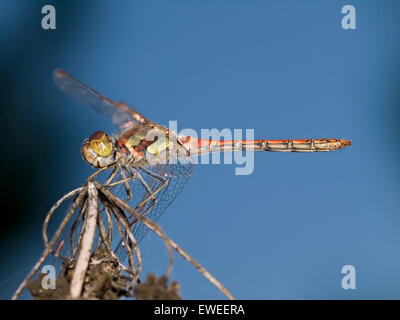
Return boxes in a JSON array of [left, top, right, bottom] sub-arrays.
[[103, 164, 136, 201], [119, 165, 133, 201], [104, 164, 119, 185], [133, 166, 168, 211], [112, 168, 167, 259], [86, 163, 116, 183], [106, 169, 137, 188]]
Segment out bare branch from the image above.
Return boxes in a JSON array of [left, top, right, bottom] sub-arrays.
[[97, 182, 234, 300], [12, 188, 88, 300], [70, 182, 98, 298]]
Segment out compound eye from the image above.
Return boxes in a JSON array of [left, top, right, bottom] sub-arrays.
[[88, 131, 113, 157]]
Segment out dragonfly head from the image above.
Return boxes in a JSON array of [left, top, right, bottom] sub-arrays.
[[81, 130, 116, 168]]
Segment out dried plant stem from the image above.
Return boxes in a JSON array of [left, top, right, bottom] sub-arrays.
[[42, 187, 84, 246], [70, 182, 98, 298], [97, 182, 235, 300], [12, 188, 88, 300], [111, 205, 142, 288], [13, 169, 234, 300], [157, 230, 234, 300]]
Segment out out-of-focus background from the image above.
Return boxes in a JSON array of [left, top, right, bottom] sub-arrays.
[[0, 0, 399, 299]]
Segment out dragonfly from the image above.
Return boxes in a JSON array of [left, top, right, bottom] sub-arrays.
[[52, 69, 352, 259]]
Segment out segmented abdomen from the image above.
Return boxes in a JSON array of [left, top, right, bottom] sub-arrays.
[[185, 138, 351, 154]]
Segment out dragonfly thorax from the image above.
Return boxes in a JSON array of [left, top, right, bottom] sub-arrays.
[[117, 125, 176, 163]]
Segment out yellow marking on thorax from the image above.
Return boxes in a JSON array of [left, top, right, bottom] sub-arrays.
[[147, 134, 169, 155]]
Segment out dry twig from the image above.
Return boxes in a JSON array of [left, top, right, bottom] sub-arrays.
[[12, 167, 234, 300]]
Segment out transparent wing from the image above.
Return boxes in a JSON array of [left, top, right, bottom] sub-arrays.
[[53, 69, 149, 133], [134, 162, 195, 242]]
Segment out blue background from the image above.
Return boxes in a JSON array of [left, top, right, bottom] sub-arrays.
[[1, 0, 400, 299]]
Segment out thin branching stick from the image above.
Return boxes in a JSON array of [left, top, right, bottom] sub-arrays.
[[12, 188, 88, 300], [97, 182, 235, 300], [14, 166, 233, 300], [96, 210, 128, 273], [70, 182, 98, 298], [42, 187, 84, 246], [104, 206, 113, 244], [111, 205, 142, 287], [69, 201, 87, 259]]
